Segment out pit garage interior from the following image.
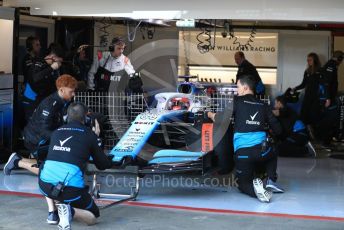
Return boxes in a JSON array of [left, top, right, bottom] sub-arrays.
[[0, 1, 344, 230]]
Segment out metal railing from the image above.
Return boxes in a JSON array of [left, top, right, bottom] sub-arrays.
[[75, 92, 147, 150]]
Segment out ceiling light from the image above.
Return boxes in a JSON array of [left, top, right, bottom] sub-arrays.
[[176, 19, 195, 27], [77, 11, 187, 19]]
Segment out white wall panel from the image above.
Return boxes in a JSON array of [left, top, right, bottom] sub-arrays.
[[277, 30, 330, 94], [0, 20, 13, 73]]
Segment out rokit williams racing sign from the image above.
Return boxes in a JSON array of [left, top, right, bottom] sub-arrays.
[[183, 31, 278, 67]]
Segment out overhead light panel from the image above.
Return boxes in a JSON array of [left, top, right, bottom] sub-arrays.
[[176, 19, 195, 28], [77, 10, 187, 19]]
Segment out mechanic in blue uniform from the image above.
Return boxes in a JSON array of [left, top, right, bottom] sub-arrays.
[[319, 50, 343, 146], [20, 36, 42, 126], [272, 95, 316, 157], [4, 74, 78, 176], [4, 75, 78, 225], [39, 102, 113, 229], [22, 36, 42, 85], [323, 50, 343, 104], [22, 43, 64, 121], [208, 75, 283, 202]]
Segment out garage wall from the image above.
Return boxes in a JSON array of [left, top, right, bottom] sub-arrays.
[[19, 15, 55, 46], [334, 36, 344, 93], [277, 30, 331, 95], [0, 19, 13, 73]]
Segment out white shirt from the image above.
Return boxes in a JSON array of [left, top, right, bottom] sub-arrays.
[[87, 52, 135, 90]]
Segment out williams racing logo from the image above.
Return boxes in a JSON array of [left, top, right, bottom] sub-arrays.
[[53, 136, 73, 152], [246, 112, 260, 125]]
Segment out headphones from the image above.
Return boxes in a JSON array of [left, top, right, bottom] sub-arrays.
[[26, 36, 37, 52], [109, 37, 125, 52]]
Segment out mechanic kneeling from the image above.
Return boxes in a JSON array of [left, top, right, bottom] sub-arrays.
[[38, 102, 113, 229], [208, 75, 283, 203]]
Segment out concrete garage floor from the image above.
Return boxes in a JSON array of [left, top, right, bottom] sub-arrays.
[[0, 194, 343, 230], [0, 149, 344, 229]]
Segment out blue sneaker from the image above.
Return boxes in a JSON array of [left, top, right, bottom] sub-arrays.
[[3, 152, 22, 175], [56, 203, 72, 230], [46, 211, 59, 225], [266, 178, 285, 193]]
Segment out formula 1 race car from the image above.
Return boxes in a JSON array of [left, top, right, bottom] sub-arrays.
[[76, 76, 238, 205]]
